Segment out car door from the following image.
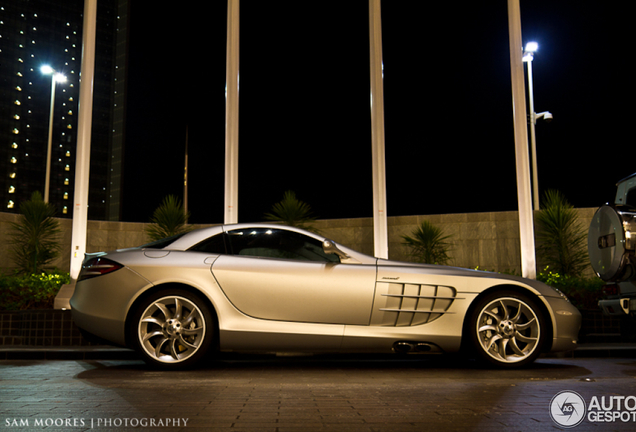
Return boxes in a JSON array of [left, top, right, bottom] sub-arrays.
[[211, 228, 377, 325]]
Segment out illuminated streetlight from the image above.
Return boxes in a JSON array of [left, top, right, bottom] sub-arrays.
[[523, 43, 552, 210], [41, 65, 67, 203]]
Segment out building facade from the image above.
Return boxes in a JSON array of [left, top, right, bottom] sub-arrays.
[[0, 0, 128, 221]]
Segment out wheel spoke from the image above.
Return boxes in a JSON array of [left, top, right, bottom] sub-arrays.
[[514, 332, 537, 344], [515, 317, 536, 331], [173, 298, 183, 320], [181, 326, 202, 336], [178, 334, 198, 349], [141, 317, 164, 327], [499, 300, 510, 320], [483, 309, 501, 323], [142, 330, 163, 342], [155, 302, 172, 320], [498, 338, 509, 359], [478, 324, 498, 333], [486, 334, 503, 352], [509, 337, 525, 356], [169, 339, 181, 360]]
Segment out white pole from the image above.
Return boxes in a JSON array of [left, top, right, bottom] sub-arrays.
[[526, 59, 540, 210], [184, 126, 189, 219], [44, 77, 56, 203], [224, 0, 240, 224], [69, 0, 97, 281], [369, 0, 388, 259], [507, 0, 536, 279]]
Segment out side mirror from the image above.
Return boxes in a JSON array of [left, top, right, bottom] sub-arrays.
[[323, 239, 350, 260]]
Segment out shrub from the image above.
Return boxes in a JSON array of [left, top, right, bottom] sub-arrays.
[[8, 191, 61, 274], [402, 220, 452, 265], [146, 195, 191, 241], [0, 271, 70, 310], [535, 190, 588, 277], [265, 191, 318, 232], [537, 266, 603, 310]]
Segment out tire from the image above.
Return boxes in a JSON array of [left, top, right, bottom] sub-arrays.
[[131, 289, 214, 369], [467, 290, 546, 368]]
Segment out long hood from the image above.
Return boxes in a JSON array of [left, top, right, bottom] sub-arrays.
[[376, 259, 562, 298]]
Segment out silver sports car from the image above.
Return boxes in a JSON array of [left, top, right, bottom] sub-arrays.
[[70, 224, 581, 369]]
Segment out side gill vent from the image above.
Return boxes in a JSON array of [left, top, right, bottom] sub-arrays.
[[372, 283, 460, 326]]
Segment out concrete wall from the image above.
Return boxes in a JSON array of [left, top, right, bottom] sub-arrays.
[[0, 208, 598, 275]]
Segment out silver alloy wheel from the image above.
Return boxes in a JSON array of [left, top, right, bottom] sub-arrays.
[[475, 297, 540, 364], [138, 295, 206, 364]]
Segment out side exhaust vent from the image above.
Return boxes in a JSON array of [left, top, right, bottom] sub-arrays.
[[393, 341, 440, 353]]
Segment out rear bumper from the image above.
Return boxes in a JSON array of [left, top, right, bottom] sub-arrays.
[[599, 297, 636, 316]]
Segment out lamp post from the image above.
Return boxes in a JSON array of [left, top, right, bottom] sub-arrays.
[[522, 43, 552, 210], [41, 65, 67, 203]]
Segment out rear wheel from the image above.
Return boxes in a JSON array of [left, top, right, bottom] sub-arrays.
[[131, 289, 214, 369], [468, 291, 546, 368]]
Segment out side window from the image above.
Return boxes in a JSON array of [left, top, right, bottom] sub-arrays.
[[626, 187, 636, 208], [226, 228, 339, 263], [188, 233, 228, 254]]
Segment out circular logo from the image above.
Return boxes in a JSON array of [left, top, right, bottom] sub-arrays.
[[550, 390, 586, 428]]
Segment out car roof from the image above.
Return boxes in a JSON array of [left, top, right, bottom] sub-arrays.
[[163, 223, 326, 251]]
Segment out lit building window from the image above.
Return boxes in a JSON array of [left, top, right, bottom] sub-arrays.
[[12, 128, 19, 134], [7, 201, 15, 209], [10, 157, 17, 164], [9, 173, 16, 179], [11, 143, 18, 149], [8, 186, 15, 193]]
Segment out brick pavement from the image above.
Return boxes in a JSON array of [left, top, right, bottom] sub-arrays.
[[1, 355, 636, 431]]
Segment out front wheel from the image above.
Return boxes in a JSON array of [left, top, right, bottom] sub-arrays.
[[131, 289, 214, 369], [467, 291, 546, 368]]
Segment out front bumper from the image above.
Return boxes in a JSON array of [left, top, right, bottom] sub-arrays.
[[544, 296, 582, 352]]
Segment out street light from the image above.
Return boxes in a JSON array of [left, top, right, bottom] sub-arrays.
[[41, 65, 67, 203], [523, 43, 552, 210]]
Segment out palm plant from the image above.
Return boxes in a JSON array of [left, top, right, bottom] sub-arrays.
[[145, 195, 191, 241], [8, 191, 61, 274], [402, 220, 452, 265], [264, 191, 318, 232], [535, 189, 588, 277]]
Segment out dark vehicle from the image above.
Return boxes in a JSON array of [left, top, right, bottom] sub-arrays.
[[588, 173, 636, 317]]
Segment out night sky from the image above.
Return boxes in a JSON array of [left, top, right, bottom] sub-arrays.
[[121, 1, 633, 224]]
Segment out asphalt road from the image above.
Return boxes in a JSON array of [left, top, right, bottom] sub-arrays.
[[1, 354, 635, 431]]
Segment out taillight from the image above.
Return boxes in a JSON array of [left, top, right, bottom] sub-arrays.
[[602, 284, 619, 296], [78, 257, 123, 281]]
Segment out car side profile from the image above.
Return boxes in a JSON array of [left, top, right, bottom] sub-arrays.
[[71, 224, 581, 369]]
